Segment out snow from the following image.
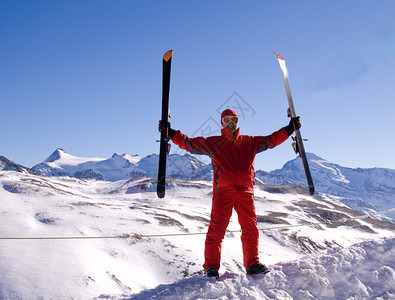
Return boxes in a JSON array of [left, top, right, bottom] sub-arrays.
[[0, 171, 394, 299], [113, 237, 395, 300], [311, 158, 350, 184]]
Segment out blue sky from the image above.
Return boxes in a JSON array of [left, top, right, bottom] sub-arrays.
[[1, 0, 395, 171]]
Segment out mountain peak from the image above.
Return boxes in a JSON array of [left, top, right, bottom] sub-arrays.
[[44, 148, 66, 163], [41, 149, 106, 169], [305, 152, 324, 160], [111, 153, 141, 164]]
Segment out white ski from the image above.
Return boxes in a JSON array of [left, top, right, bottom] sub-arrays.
[[274, 51, 315, 195]]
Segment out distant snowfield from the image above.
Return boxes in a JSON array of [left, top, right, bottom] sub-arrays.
[[0, 171, 394, 299]]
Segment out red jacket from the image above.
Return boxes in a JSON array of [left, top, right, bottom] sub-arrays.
[[171, 127, 290, 193]]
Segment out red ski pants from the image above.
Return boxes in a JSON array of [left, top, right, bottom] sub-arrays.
[[203, 191, 259, 271]]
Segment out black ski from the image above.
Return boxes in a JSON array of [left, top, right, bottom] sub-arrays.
[[274, 51, 315, 195], [157, 50, 173, 198]]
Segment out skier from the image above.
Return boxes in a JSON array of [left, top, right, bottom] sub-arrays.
[[158, 108, 301, 277]]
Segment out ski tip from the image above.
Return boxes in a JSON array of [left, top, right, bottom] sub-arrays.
[[273, 51, 284, 61], [163, 50, 173, 62]]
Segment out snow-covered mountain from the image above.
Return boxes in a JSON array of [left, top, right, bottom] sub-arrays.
[[257, 153, 395, 220], [0, 170, 394, 299], [30, 149, 395, 220], [31, 148, 207, 181]]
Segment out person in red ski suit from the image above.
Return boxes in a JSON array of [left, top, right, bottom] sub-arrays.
[[159, 108, 300, 277]]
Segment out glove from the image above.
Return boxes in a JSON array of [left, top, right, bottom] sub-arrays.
[[158, 120, 176, 139], [285, 116, 301, 135]]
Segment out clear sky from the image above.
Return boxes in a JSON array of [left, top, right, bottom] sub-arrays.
[[1, 0, 395, 171]]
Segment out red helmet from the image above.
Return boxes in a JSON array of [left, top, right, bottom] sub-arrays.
[[221, 109, 238, 120]]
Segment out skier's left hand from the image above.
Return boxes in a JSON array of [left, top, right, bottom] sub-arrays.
[[285, 116, 301, 135]]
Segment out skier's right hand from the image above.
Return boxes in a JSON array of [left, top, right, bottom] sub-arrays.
[[158, 121, 176, 138], [158, 120, 167, 132]]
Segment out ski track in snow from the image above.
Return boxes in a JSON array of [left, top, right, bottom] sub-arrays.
[[101, 238, 395, 300]]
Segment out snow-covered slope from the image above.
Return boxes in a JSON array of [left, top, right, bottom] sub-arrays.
[[0, 156, 38, 175], [112, 237, 395, 300], [0, 171, 394, 299]]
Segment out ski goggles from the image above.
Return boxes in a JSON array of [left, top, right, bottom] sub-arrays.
[[221, 115, 239, 124]]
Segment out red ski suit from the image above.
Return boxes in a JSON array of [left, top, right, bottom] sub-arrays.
[[171, 126, 290, 270]]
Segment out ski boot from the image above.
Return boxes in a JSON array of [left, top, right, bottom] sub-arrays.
[[246, 262, 270, 275], [205, 268, 219, 278]]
